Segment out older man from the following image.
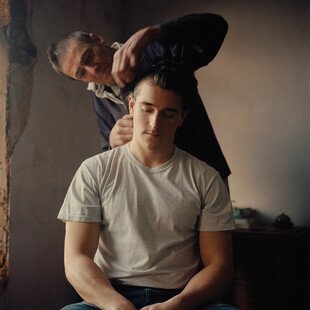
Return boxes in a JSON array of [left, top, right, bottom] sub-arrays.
[[58, 63, 237, 310], [48, 13, 231, 183]]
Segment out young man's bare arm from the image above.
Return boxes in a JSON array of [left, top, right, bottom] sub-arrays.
[[141, 231, 233, 310], [64, 221, 136, 310]]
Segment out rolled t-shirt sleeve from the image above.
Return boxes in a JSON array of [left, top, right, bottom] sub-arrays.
[[58, 159, 102, 223], [199, 173, 236, 231]]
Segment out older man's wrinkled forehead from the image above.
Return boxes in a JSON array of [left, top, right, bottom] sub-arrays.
[[59, 37, 85, 61], [57, 38, 90, 78]]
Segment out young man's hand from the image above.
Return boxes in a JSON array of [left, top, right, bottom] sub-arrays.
[[140, 296, 192, 310], [109, 114, 133, 148], [109, 299, 137, 310], [141, 304, 176, 310]]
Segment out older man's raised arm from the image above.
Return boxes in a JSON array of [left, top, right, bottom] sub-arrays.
[[112, 13, 228, 87]]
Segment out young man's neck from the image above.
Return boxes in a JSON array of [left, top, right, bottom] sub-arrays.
[[129, 142, 175, 168]]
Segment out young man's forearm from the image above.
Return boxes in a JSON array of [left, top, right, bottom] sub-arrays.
[[172, 262, 233, 309], [167, 231, 234, 309], [65, 255, 136, 310]]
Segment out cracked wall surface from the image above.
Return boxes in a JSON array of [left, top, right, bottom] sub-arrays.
[[0, 0, 10, 290], [1, 1, 125, 306], [0, 0, 36, 289]]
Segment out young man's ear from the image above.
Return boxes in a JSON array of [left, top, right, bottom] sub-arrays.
[[128, 95, 135, 115], [178, 110, 188, 127]]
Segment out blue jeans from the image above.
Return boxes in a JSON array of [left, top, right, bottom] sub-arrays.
[[61, 283, 238, 310]]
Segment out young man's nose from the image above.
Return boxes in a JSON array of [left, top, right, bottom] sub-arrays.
[[149, 113, 161, 129]]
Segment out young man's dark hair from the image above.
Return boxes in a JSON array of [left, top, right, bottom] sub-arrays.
[[131, 62, 199, 113]]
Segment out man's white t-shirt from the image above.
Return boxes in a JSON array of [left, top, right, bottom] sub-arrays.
[[58, 144, 235, 289]]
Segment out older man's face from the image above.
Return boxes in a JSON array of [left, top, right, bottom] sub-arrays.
[[59, 38, 115, 85]]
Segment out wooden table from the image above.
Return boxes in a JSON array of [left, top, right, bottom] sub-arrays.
[[225, 227, 308, 310]]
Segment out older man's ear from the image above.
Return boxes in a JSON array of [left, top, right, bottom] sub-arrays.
[[89, 33, 106, 46]]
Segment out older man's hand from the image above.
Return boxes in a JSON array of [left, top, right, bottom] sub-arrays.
[[112, 25, 161, 88], [109, 114, 133, 148]]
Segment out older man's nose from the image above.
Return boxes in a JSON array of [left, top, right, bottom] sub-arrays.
[[85, 65, 98, 75]]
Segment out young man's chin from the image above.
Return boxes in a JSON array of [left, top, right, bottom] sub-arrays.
[[145, 142, 173, 154]]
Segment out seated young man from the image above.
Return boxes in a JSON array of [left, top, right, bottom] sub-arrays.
[[58, 63, 237, 310]]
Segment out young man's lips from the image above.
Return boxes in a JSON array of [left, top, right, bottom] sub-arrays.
[[145, 132, 161, 136]]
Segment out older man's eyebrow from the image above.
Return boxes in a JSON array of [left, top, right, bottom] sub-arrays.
[[80, 48, 91, 65], [75, 67, 83, 79], [74, 48, 91, 78]]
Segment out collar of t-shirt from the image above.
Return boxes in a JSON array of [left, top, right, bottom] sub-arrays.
[[87, 42, 124, 105]]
